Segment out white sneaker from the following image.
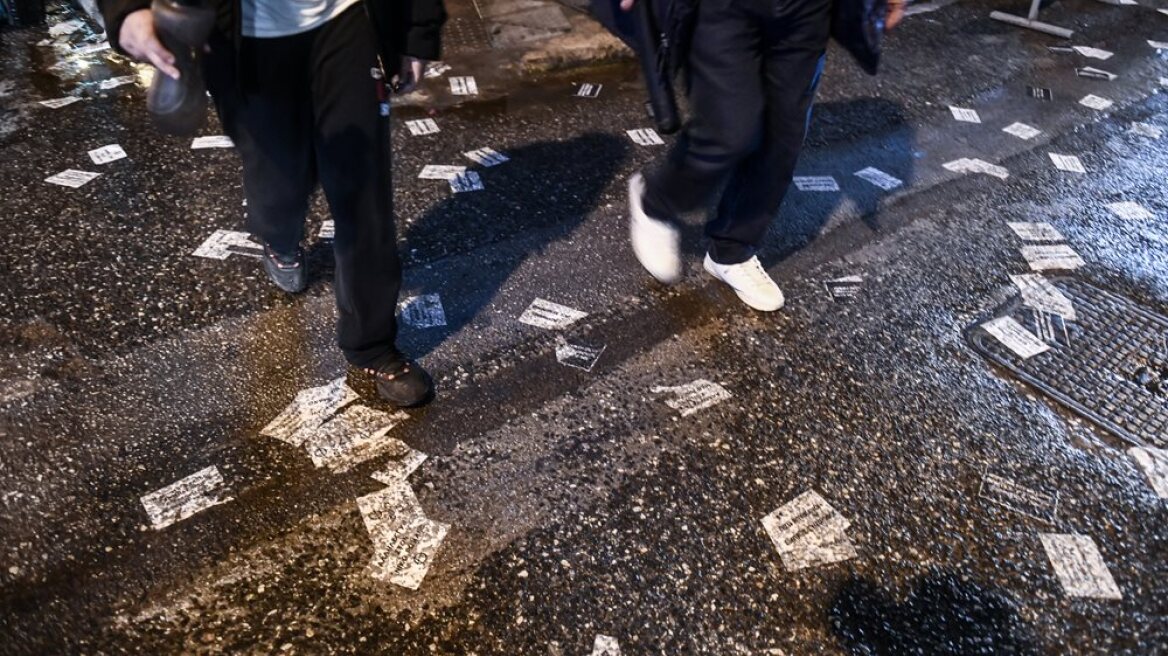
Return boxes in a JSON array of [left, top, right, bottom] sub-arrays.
[[703, 254, 785, 312], [628, 173, 682, 284]]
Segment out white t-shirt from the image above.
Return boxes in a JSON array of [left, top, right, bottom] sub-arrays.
[[241, 0, 362, 38]]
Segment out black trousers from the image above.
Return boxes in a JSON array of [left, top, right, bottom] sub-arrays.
[[643, 0, 832, 265], [204, 6, 402, 370]]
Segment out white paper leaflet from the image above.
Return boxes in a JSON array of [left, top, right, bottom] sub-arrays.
[[761, 490, 858, 571], [1127, 447, 1168, 499], [519, 298, 588, 329], [1007, 222, 1064, 242], [1048, 153, 1086, 174], [45, 169, 100, 188], [981, 316, 1051, 359], [419, 164, 467, 180], [854, 166, 903, 190], [1002, 122, 1041, 140], [192, 229, 263, 260], [1076, 67, 1117, 81], [1149, 40, 1168, 50], [140, 466, 232, 530], [590, 635, 621, 656], [555, 340, 606, 371], [1106, 201, 1153, 221], [1072, 46, 1113, 60], [405, 119, 440, 136], [1028, 86, 1053, 101], [1021, 244, 1085, 271], [99, 75, 137, 90], [793, 176, 840, 191], [304, 405, 411, 472], [651, 379, 731, 417], [1079, 94, 1114, 111], [191, 135, 234, 149], [948, 106, 981, 123], [627, 128, 665, 146], [1129, 122, 1163, 139], [423, 62, 451, 78], [357, 482, 448, 589], [39, 96, 81, 109], [399, 293, 447, 328], [449, 171, 484, 193], [49, 19, 84, 36], [370, 450, 429, 485], [318, 219, 335, 240], [576, 83, 603, 98], [1010, 274, 1076, 320], [449, 76, 478, 95], [73, 41, 110, 56], [978, 472, 1059, 522], [88, 144, 127, 165], [942, 158, 1009, 179], [261, 377, 359, 447], [463, 147, 509, 167], [1040, 533, 1122, 600], [825, 275, 863, 302]]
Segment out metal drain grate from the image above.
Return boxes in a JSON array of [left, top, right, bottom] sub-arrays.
[[967, 279, 1168, 447]]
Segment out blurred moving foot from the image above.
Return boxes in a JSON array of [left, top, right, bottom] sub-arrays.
[[262, 243, 307, 294], [628, 172, 682, 284], [703, 254, 785, 312]]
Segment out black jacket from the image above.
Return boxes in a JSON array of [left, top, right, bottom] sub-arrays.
[[99, 0, 446, 65]]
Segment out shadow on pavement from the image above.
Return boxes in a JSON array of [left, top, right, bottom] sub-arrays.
[[828, 571, 1040, 655]]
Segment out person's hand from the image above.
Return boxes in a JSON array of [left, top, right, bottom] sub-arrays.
[[393, 57, 425, 94], [119, 9, 181, 79], [886, 0, 907, 30], [620, 0, 635, 10]]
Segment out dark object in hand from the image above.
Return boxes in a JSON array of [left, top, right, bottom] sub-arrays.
[[831, 0, 888, 75], [147, 0, 215, 135]]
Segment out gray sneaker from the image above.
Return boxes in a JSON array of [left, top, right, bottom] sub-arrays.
[[262, 243, 307, 294]]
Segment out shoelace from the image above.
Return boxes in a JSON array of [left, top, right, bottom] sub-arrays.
[[741, 259, 774, 290]]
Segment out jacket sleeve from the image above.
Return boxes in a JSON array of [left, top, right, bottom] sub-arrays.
[[370, 0, 447, 61], [99, 0, 152, 56]]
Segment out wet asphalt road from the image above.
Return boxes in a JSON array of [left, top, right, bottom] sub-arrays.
[[2, 0, 1168, 653]]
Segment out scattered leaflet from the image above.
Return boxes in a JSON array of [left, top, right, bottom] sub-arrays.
[[39, 96, 81, 109], [449, 76, 478, 95], [825, 275, 863, 302], [260, 377, 359, 447], [519, 298, 588, 329], [1106, 201, 1154, 220], [1127, 447, 1168, 499], [1027, 87, 1053, 101], [140, 466, 232, 530], [627, 128, 665, 146], [399, 294, 447, 328], [981, 316, 1051, 359], [449, 171, 484, 193], [1040, 534, 1122, 600], [793, 176, 840, 191], [192, 229, 262, 260], [943, 158, 1009, 179], [1007, 222, 1063, 242], [1021, 244, 1085, 271], [357, 482, 449, 589], [88, 144, 127, 165], [463, 147, 509, 167], [405, 119, 440, 136], [1072, 46, 1113, 60], [1048, 153, 1086, 174], [590, 635, 621, 656], [1002, 122, 1041, 140], [424, 62, 451, 78], [949, 106, 981, 123], [1076, 67, 1117, 81], [1010, 274, 1076, 320], [99, 75, 137, 90], [576, 83, 603, 98], [304, 405, 411, 472], [1079, 95, 1114, 111], [651, 379, 731, 417], [191, 135, 234, 149], [318, 220, 335, 240], [854, 166, 903, 190], [419, 164, 467, 180], [555, 339, 605, 372], [761, 490, 858, 571], [978, 472, 1058, 522], [45, 169, 100, 188], [1128, 122, 1163, 139]]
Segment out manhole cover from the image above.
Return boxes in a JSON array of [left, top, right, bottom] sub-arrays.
[[967, 279, 1168, 447]]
